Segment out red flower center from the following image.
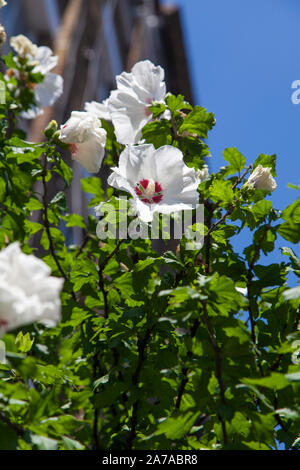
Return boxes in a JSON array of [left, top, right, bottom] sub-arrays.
[[134, 179, 163, 204]]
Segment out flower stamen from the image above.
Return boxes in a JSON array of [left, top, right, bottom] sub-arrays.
[[134, 179, 163, 204]]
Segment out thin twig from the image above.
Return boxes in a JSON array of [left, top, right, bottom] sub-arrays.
[[175, 319, 200, 410], [98, 239, 123, 319], [0, 411, 25, 437], [246, 224, 270, 350], [202, 302, 228, 445], [41, 154, 77, 302], [196, 165, 252, 261], [126, 324, 154, 450], [232, 165, 252, 190], [92, 354, 100, 450]]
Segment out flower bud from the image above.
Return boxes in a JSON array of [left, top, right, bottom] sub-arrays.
[[43, 120, 58, 139], [246, 165, 277, 192]]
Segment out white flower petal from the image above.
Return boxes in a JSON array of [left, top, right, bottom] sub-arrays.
[[33, 46, 58, 74], [84, 99, 111, 121], [59, 111, 107, 172], [20, 106, 43, 120], [131, 60, 166, 102], [34, 72, 63, 107], [0, 242, 63, 334], [107, 60, 167, 144], [108, 90, 149, 144], [247, 165, 277, 192], [59, 111, 101, 144], [10, 34, 38, 58], [130, 198, 154, 222], [71, 132, 106, 173]]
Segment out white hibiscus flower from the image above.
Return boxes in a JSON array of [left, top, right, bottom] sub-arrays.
[[107, 143, 199, 222], [85, 60, 167, 145], [0, 242, 64, 335], [59, 111, 107, 173], [246, 165, 277, 192], [9, 36, 63, 118]]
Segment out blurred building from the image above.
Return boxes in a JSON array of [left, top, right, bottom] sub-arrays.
[[0, 0, 194, 242]]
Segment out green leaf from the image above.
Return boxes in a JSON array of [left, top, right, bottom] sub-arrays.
[[25, 197, 43, 211], [209, 179, 234, 205], [142, 120, 172, 148], [223, 147, 246, 174], [50, 191, 67, 211], [156, 411, 200, 440], [281, 247, 300, 271], [55, 159, 73, 186], [277, 222, 300, 244], [15, 331, 34, 353], [281, 199, 300, 224], [166, 94, 192, 113], [24, 220, 43, 237], [0, 422, 18, 450], [64, 213, 86, 229], [148, 102, 167, 117], [276, 408, 300, 420], [178, 106, 215, 138], [282, 287, 300, 301], [81, 177, 104, 199], [93, 374, 110, 389], [242, 373, 289, 391], [285, 372, 300, 382], [30, 434, 58, 450], [162, 251, 185, 270], [61, 436, 84, 450]]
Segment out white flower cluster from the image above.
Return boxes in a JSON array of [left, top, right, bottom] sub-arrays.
[[8, 35, 63, 118], [58, 59, 278, 223], [0, 53, 279, 334], [59, 60, 202, 222]]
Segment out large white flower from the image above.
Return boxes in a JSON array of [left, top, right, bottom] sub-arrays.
[[0, 243, 64, 335], [246, 165, 277, 192], [107, 144, 199, 222], [59, 111, 107, 173], [85, 60, 166, 145], [9, 36, 63, 118]]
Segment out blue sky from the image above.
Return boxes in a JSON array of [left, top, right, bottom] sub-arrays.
[[161, 0, 300, 269]]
